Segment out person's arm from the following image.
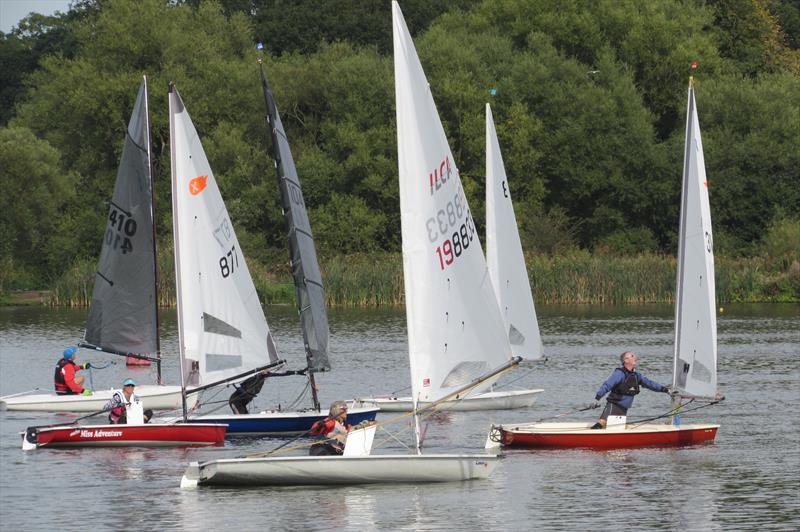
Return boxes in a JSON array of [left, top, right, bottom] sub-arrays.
[[63, 364, 84, 394], [638, 373, 668, 393], [104, 392, 122, 410], [595, 369, 623, 401]]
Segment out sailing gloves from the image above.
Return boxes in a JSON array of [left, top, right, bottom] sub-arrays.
[[81, 362, 91, 370]]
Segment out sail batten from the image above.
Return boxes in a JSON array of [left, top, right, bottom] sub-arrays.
[[393, 2, 512, 406], [83, 78, 158, 357], [672, 81, 718, 399], [259, 63, 330, 373]]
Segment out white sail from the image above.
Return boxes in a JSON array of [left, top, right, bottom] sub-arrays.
[[169, 86, 279, 388], [672, 81, 717, 398], [485, 104, 543, 360], [393, 2, 512, 405]]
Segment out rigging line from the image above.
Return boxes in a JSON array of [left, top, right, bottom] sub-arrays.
[[626, 398, 723, 427], [491, 365, 537, 390], [88, 361, 115, 370], [531, 403, 601, 423]]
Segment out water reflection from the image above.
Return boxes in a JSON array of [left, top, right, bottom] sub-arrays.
[[1, 304, 798, 530]]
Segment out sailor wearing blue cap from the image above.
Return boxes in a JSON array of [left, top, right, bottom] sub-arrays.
[[54, 347, 92, 395]]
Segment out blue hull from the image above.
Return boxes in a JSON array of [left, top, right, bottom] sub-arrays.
[[187, 407, 379, 437]]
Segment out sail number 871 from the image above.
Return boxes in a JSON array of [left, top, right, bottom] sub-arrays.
[[220, 245, 239, 278]]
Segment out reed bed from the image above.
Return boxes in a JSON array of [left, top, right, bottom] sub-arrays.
[[321, 252, 405, 307], [48, 258, 95, 307], [42, 251, 797, 307]]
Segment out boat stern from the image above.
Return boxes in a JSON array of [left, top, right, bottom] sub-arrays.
[[21, 427, 39, 451], [180, 462, 201, 488]]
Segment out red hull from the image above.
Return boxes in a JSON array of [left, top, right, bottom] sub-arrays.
[[125, 356, 151, 366], [500, 425, 718, 450], [23, 423, 226, 449]]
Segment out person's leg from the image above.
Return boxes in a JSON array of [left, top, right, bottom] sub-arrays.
[[591, 402, 614, 429], [229, 391, 247, 414], [75, 376, 85, 387]]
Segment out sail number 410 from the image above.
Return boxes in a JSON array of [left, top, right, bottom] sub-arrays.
[[106, 208, 137, 255]]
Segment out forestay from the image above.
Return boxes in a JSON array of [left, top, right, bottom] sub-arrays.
[[260, 65, 330, 373], [485, 104, 543, 360], [393, 3, 512, 405], [169, 86, 279, 388], [84, 78, 158, 355], [672, 81, 717, 399]]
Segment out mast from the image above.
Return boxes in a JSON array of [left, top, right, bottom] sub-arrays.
[[673, 76, 693, 393], [142, 75, 163, 385], [258, 58, 330, 412], [168, 82, 189, 421]]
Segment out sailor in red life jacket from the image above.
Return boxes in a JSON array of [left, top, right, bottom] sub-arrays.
[[54, 347, 92, 396], [309, 401, 352, 455], [104, 378, 150, 424]]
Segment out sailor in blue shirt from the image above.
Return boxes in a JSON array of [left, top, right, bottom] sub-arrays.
[[591, 351, 671, 429]]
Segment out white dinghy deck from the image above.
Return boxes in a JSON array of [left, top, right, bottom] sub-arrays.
[[358, 388, 542, 412], [181, 453, 498, 487], [1, 385, 186, 412]]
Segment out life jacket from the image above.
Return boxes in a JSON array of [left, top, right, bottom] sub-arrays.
[[608, 369, 640, 403], [54, 359, 78, 394], [310, 418, 337, 436], [309, 418, 350, 453], [107, 390, 140, 423]]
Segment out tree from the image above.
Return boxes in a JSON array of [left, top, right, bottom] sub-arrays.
[[0, 126, 77, 283]]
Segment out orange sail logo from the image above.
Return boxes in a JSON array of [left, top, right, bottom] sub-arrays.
[[189, 175, 208, 196]]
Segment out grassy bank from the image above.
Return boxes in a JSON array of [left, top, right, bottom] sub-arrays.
[[37, 250, 798, 308]]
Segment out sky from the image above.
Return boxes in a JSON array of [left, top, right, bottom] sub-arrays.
[[0, 0, 72, 33]]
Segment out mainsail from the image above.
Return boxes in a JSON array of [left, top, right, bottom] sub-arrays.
[[485, 103, 543, 360], [169, 85, 279, 391], [259, 62, 330, 374], [672, 80, 717, 399], [83, 77, 159, 359], [393, 2, 512, 406]]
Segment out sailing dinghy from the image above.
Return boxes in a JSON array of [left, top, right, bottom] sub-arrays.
[[492, 78, 723, 449], [175, 66, 377, 436], [21, 392, 226, 450], [2, 76, 185, 413], [179, 2, 507, 485], [354, 26, 540, 415]]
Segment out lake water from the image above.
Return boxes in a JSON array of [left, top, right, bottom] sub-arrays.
[[1, 303, 798, 530]]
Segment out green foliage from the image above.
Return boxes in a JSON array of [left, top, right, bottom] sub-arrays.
[[760, 216, 800, 269], [1, 0, 796, 299], [0, 126, 78, 284], [310, 193, 386, 254], [597, 227, 659, 255], [692, 72, 800, 247]]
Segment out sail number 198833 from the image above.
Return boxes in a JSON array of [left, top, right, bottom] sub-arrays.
[[425, 190, 476, 271]]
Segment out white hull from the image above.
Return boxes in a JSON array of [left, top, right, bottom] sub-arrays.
[[355, 388, 542, 412], [0, 385, 191, 412], [181, 453, 498, 487]]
